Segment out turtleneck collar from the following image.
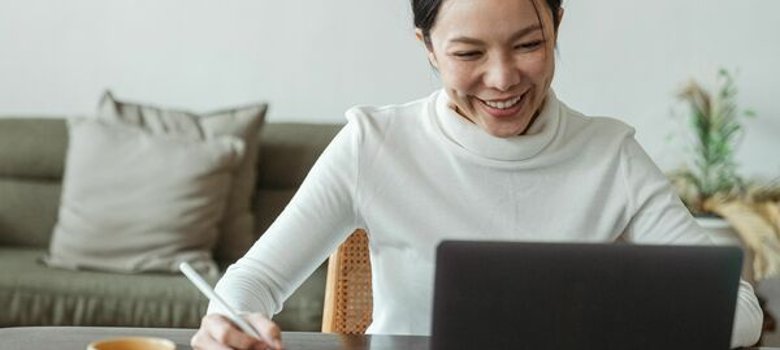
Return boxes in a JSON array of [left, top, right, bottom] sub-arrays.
[[432, 89, 562, 162]]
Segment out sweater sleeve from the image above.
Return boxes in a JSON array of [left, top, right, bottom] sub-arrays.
[[208, 119, 361, 319], [619, 135, 763, 348]]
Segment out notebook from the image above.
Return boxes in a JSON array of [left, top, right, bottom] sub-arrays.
[[431, 241, 742, 350]]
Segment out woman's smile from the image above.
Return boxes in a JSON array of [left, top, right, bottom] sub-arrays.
[[474, 93, 527, 119]]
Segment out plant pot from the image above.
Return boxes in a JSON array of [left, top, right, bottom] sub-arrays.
[[695, 217, 755, 283]]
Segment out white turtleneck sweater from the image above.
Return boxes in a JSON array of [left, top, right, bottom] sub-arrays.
[[211, 90, 762, 347]]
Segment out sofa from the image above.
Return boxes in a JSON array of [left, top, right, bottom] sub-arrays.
[[0, 117, 343, 331]]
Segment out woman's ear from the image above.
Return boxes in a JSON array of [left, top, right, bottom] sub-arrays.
[[415, 28, 439, 70], [555, 7, 564, 32], [414, 28, 426, 44]]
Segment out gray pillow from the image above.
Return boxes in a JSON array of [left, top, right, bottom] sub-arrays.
[[45, 118, 244, 274], [96, 92, 267, 264]]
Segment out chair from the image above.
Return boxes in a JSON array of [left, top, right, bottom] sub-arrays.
[[321, 229, 373, 334]]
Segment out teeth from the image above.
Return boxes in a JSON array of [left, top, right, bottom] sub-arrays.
[[482, 95, 522, 109]]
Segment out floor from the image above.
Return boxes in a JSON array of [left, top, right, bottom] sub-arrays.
[[757, 277, 780, 346]]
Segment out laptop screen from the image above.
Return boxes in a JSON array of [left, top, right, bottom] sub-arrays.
[[431, 241, 742, 350]]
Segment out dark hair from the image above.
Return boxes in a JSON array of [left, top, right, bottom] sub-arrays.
[[412, 0, 562, 47]]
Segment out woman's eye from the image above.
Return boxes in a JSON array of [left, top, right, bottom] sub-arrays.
[[452, 51, 482, 60], [515, 40, 544, 51]]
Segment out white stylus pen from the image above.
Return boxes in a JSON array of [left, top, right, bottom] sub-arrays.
[[179, 262, 262, 339]]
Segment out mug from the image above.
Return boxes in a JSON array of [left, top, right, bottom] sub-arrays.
[[87, 337, 176, 350]]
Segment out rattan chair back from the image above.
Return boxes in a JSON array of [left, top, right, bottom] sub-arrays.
[[321, 229, 373, 334]]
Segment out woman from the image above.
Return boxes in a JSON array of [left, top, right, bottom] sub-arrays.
[[192, 0, 763, 348]]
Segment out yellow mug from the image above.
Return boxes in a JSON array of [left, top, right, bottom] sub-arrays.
[[87, 337, 176, 350]]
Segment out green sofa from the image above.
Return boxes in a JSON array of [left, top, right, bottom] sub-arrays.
[[0, 117, 342, 331]]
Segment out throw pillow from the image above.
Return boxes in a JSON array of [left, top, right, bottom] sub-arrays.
[[97, 92, 267, 264], [45, 118, 244, 274]]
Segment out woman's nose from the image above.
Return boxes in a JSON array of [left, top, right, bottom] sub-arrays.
[[483, 56, 521, 92]]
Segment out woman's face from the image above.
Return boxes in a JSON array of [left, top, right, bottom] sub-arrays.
[[422, 0, 559, 138]]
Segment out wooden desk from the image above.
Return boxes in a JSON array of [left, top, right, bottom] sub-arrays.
[[0, 326, 773, 350], [0, 327, 428, 350]]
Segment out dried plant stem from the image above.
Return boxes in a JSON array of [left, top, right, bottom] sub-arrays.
[[705, 199, 780, 280]]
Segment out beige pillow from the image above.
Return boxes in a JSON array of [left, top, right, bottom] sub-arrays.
[[45, 118, 244, 274], [97, 92, 267, 264]]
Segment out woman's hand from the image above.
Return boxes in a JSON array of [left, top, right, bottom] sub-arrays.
[[191, 313, 283, 350]]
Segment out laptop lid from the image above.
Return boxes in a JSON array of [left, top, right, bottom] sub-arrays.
[[431, 241, 743, 350]]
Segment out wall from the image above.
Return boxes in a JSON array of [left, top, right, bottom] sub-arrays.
[[555, 0, 780, 178], [0, 0, 778, 177]]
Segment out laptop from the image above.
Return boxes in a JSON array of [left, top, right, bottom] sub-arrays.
[[431, 241, 743, 350]]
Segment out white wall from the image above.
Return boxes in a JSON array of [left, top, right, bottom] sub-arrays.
[[1, 0, 778, 178], [555, 0, 780, 179]]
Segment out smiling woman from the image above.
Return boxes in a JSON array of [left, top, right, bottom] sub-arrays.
[[416, 0, 562, 137], [191, 0, 764, 349]]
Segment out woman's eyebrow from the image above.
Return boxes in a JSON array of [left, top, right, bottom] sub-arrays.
[[508, 24, 543, 42], [448, 24, 543, 45]]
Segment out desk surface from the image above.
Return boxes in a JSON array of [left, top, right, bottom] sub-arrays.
[[0, 327, 428, 350], [0, 326, 774, 350]]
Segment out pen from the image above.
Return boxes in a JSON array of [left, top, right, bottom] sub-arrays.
[[178, 262, 263, 339]]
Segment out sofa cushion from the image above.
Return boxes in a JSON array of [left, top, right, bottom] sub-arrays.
[[254, 189, 298, 235], [1, 247, 211, 327], [257, 123, 343, 190], [0, 179, 61, 247], [0, 118, 68, 180], [0, 118, 68, 248], [44, 118, 243, 274], [0, 247, 326, 330], [98, 93, 267, 265]]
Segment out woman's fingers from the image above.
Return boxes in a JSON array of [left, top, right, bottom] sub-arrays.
[[193, 313, 276, 350], [210, 314, 259, 349], [245, 313, 284, 349], [191, 327, 232, 350]]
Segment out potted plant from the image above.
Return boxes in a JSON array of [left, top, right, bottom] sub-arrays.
[[669, 68, 780, 281]]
